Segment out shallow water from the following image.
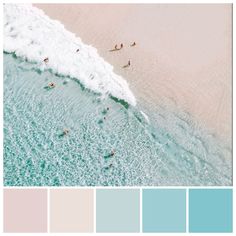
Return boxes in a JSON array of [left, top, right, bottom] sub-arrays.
[[4, 53, 232, 186]]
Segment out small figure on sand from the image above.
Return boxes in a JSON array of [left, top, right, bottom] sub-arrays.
[[130, 42, 136, 47], [120, 43, 124, 49], [43, 57, 49, 63], [123, 60, 131, 68], [109, 45, 117, 52], [48, 82, 55, 88], [110, 43, 123, 52]]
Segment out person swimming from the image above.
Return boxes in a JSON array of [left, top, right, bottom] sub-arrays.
[[131, 42, 136, 47], [63, 129, 69, 135], [43, 57, 49, 63], [111, 150, 115, 156], [104, 163, 113, 170], [76, 48, 80, 52], [120, 43, 124, 49], [48, 82, 55, 88]]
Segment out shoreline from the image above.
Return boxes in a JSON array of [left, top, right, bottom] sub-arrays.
[[4, 51, 232, 186], [4, 4, 136, 106], [3, 3, 232, 186], [34, 4, 232, 145]]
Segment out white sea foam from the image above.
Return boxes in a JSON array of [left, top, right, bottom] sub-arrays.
[[140, 110, 150, 123], [4, 4, 136, 106]]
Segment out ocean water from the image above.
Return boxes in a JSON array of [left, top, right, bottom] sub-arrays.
[[4, 4, 232, 186], [4, 4, 136, 106], [4, 53, 232, 186]]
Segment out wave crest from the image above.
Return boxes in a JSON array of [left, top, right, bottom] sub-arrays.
[[4, 4, 137, 106]]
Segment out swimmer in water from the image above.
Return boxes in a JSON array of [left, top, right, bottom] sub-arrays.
[[111, 150, 115, 156], [48, 82, 55, 88], [130, 42, 136, 47], [43, 57, 49, 63], [63, 129, 69, 136]]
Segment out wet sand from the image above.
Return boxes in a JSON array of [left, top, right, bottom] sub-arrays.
[[35, 4, 232, 144]]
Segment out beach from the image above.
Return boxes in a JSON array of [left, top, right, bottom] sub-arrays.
[[35, 4, 232, 144], [3, 4, 232, 186]]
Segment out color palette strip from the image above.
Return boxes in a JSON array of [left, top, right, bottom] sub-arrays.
[[3, 188, 233, 233]]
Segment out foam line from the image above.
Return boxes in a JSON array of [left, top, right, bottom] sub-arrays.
[[4, 4, 137, 106]]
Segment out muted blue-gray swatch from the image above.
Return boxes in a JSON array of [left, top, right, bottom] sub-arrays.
[[96, 189, 140, 232], [142, 189, 186, 232], [189, 189, 232, 232]]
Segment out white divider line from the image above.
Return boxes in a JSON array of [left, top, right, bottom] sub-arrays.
[[3, 186, 233, 189], [186, 188, 189, 233], [140, 188, 142, 233], [93, 188, 96, 233]]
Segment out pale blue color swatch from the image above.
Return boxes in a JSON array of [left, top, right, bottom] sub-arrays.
[[96, 189, 140, 232], [189, 189, 232, 232], [142, 189, 186, 232]]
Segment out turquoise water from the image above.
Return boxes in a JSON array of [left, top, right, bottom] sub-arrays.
[[4, 53, 232, 186]]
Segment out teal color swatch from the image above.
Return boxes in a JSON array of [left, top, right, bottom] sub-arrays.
[[96, 189, 140, 232], [189, 189, 232, 232], [142, 189, 186, 232]]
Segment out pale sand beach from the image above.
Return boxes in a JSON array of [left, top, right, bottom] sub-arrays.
[[35, 4, 232, 144], [4, 4, 232, 186]]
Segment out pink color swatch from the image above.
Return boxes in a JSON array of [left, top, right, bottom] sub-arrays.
[[4, 189, 47, 233]]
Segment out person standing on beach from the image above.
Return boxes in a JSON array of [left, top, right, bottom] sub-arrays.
[[123, 60, 131, 68]]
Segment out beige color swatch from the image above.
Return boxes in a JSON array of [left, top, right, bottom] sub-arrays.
[[50, 189, 94, 232], [4, 189, 47, 233]]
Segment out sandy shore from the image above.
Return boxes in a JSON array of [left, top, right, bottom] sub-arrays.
[[35, 4, 232, 144]]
